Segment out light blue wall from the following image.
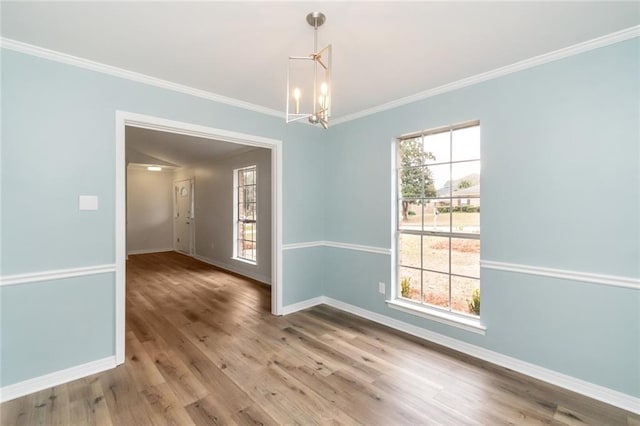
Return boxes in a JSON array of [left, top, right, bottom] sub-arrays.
[[0, 49, 325, 387], [323, 38, 640, 397], [1, 274, 114, 385], [2, 37, 639, 400], [283, 124, 325, 244], [283, 247, 325, 305]]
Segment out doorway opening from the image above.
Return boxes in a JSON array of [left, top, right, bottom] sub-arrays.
[[115, 111, 283, 365]]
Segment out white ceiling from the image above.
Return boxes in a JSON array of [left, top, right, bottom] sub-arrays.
[[125, 126, 257, 168], [1, 2, 638, 120]]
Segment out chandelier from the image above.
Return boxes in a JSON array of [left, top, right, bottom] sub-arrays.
[[286, 12, 332, 129]]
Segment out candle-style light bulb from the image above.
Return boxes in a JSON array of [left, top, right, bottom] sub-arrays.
[[319, 82, 328, 109], [293, 87, 301, 114]]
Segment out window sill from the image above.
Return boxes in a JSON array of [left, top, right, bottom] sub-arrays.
[[386, 299, 486, 335], [232, 257, 257, 266]]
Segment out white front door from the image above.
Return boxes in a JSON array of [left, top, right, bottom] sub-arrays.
[[174, 179, 194, 255]]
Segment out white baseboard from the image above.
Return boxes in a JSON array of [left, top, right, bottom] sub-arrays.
[[4, 297, 638, 413], [0, 356, 116, 403], [127, 248, 174, 255], [282, 296, 640, 414], [194, 254, 271, 285], [280, 296, 325, 315]]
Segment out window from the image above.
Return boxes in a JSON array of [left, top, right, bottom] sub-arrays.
[[396, 121, 480, 317], [234, 165, 257, 263]]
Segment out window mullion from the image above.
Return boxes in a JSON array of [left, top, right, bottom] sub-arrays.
[[420, 134, 425, 306], [420, 234, 424, 306], [448, 128, 453, 311]]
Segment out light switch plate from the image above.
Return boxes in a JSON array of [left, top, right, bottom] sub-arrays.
[[79, 195, 98, 211]]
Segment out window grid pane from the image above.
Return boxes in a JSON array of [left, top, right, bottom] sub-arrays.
[[236, 166, 257, 262], [397, 122, 480, 317]]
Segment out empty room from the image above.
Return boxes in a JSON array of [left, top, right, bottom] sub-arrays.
[[1, 2, 639, 425]]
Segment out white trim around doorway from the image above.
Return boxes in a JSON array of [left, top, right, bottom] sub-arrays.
[[115, 111, 284, 365]]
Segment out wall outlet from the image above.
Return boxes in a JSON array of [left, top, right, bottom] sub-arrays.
[[378, 282, 386, 294]]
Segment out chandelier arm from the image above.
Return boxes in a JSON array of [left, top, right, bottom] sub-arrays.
[[313, 71, 318, 116], [286, 115, 312, 124]]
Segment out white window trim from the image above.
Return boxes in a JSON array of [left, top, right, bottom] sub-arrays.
[[386, 299, 486, 335], [232, 165, 257, 265], [233, 256, 257, 266], [392, 120, 484, 330]]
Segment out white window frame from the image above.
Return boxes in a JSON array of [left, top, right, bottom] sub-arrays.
[[233, 165, 257, 264], [388, 120, 485, 334]]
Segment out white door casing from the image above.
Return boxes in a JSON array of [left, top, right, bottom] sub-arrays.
[[116, 110, 283, 365]]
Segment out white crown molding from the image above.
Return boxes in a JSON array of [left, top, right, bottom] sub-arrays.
[[281, 296, 640, 414], [481, 260, 640, 290], [0, 38, 284, 119], [283, 240, 391, 256], [0, 264, 116, 287], [4, 27, 637, 127], [0, 356, 116, 403], [332, 25, 640, 125]]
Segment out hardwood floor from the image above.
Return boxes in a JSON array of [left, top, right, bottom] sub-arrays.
[[2, 251, 638, 425]]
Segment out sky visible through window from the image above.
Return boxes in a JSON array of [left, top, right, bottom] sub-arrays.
[[423, 126, 480, 192]]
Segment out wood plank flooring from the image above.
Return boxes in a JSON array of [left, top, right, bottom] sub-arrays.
[[2, 251, 638, 425]]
